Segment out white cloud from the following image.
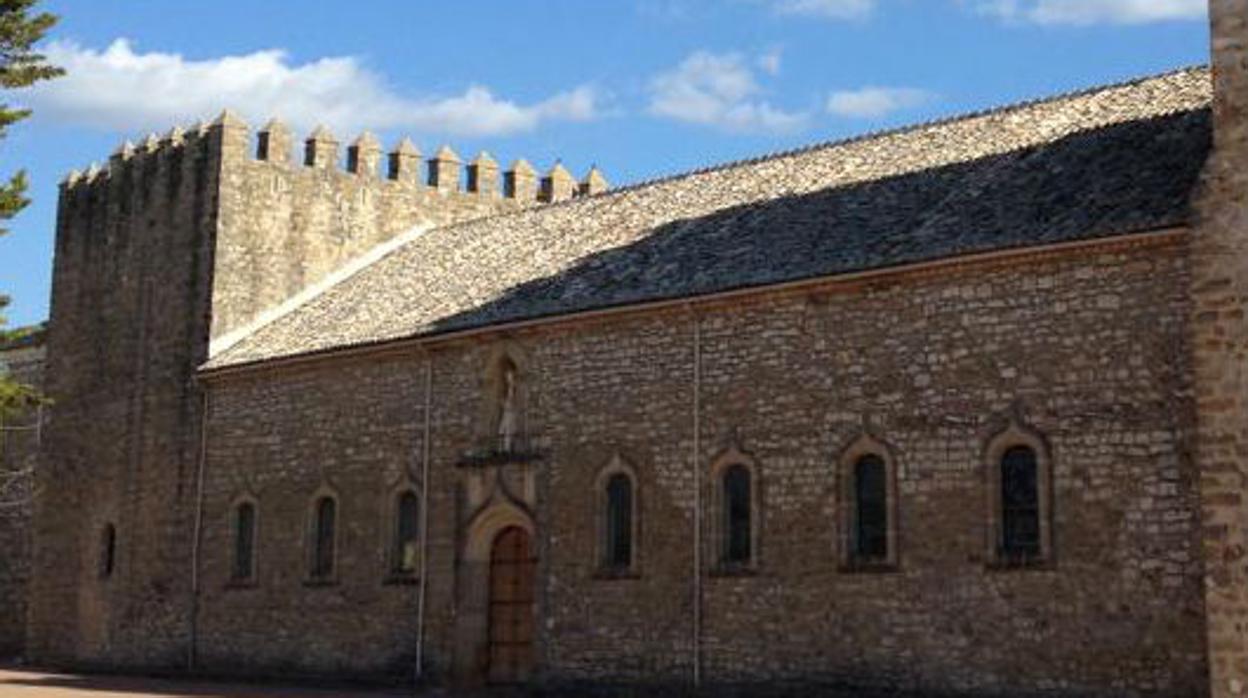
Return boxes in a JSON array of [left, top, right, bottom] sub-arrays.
[[826, 86, 932, 118], [648, 51, 807, 133], [974, 0, 1205, 24], [761, 0, 876, 20], [24, 39, 602, 137], [757, 48, 783, 76]]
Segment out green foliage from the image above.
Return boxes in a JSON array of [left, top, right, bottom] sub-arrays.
[[0, 0, 61, 238], [0, 368, 38, 420], [0, 0, 59, 417]]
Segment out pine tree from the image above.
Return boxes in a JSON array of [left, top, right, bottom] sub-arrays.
[[0, 0, 60, 418], [1, 0, 59, 509]]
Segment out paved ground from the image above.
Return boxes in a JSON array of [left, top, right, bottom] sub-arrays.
[[0, 668, 927, 697], [0, 669, 413, 698]]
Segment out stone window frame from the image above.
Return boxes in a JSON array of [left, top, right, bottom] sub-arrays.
[[837, 433, 900, 572], [984, 422, 1055, 570], [305, 486, 341, 586], [227, 494, 260, 588], [708, 446, 762, 576], [384, 481, 422, 584], [98, 522, 117, 581], [593, 454, 641, 579]]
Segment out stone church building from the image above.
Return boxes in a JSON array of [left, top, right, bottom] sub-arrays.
[[19, 1, 1248, 695]]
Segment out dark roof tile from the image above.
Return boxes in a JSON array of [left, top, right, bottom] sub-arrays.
[[206, 67, 1212, 370]]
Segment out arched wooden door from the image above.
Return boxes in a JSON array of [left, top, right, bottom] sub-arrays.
[[488, 526, 536, 683]]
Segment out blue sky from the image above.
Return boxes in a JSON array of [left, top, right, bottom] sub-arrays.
[[0, 0, 1209, 327]]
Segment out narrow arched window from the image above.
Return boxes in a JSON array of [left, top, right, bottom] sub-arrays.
[[604, 473, 633, 570], [1000, 445, 1040, 560], [311, 497, 336, 580], [233, 502, 257, 582], [393, 491, 420, 575], [723, 465, 752, 565], [854, 454, 888, 561], [99, 523, 116, 579]]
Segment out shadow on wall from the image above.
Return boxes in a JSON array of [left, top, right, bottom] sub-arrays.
[[430, 110, 1211, 336]]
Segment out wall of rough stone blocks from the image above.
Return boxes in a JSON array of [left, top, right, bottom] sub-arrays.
[[209, 120, 532, 342], [28, 124, 227, 668], [28, 116, 544, 671], [0, 342, 44, 658], [198, 234, 1206, 695], [1193, 2, 1248, 696]]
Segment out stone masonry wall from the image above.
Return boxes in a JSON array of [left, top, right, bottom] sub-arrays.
[[0, 342, 44, 658], [28, 116, 548, 671], [29, 124, 227, 668], [198, 232, 1205, 695], [209, 119, 543, 342], [1188, 1, 1248, 698], [1192, 2, 1248, 697]]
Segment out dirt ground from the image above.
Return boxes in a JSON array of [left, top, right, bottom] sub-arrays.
[[0, 668, 414, 698]]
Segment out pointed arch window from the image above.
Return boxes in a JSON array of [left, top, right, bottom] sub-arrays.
[[604, 473, 633, 570], [722, 464, 753, 566], [232, 501, 257, 583], [853, 455, 888, 561], [309, 496, 337, 581], [709, 448, 760, 574], [985, 424, 1054, 568], [1000, 446, 1041, 560], [838, 435, 899, 571], [595, 456, 640, 578], [393, 490, 420, 576], [99, 523, 116, 580]]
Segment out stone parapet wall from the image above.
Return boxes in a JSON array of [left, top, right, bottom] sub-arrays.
[[208, 117, 601, 342]]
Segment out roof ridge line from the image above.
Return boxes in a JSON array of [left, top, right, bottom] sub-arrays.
[[399, 64, 1211, 239], [208, 222, 435, 359], [607, 64, 1211, 198]]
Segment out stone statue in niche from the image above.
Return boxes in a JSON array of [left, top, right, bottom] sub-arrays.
[[497, 360, 518, 452]]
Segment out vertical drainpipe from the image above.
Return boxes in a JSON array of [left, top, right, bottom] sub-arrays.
[[691, 306, 702, 688], [188, 387, 210, 672], [415, 352, 433, 682]]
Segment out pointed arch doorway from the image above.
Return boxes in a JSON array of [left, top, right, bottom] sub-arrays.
[[454, 499, 538, 686], [487, 526, 536, 683]]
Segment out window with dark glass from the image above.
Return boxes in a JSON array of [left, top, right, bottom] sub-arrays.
[[1000, 445, 1040, 560], [311, 497, 336, 579], [233, 502, 256, 581], [394, 491, 420, 574], [723, 465, 752, 565], [100, 523, 116, 579], [854, 454, 888, 561], [604, 473, 633, 570]]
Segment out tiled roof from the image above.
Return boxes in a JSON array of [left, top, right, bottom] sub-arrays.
[[205, 67, 1213, 370]]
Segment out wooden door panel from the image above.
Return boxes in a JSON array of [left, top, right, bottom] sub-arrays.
[[488, 526, 535, 684]]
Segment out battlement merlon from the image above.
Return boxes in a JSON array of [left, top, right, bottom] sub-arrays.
[[59, 112, 610, 204], [53, 111, 611, 342]]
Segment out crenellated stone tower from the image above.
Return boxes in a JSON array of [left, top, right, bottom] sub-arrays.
[[26, 114, 605, 668], [1193, 1, 1248, 696]]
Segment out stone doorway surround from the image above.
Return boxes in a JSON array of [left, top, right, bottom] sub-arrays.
[[454, 495, 537, 686]]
